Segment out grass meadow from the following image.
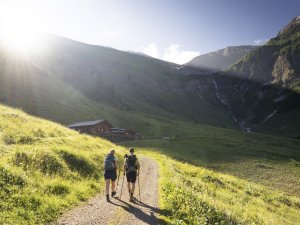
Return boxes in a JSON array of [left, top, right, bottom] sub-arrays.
[[0, 104, 126, 224], [141, 150, 300, 224], [1, 103, 300, 224]]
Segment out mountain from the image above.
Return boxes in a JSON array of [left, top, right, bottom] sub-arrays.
[[212, 16, 300, 136], [0, 35, 235, 137], [1, 17, 300, 138], [180, 45, 258, 75]]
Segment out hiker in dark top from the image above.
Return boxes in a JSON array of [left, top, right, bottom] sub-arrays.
[[104, 149, 118, 202], [123, 148, 140, 202]]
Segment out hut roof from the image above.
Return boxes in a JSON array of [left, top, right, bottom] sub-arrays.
[[68, 120, 105, 128]]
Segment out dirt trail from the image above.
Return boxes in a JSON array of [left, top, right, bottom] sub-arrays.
[[56, 157, 161, 225]]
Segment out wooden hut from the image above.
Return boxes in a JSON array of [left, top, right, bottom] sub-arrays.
[[67, 120, 113, 136]]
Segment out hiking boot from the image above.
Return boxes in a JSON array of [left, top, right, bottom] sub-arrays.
[[111, 191, 116, 197], [106, 194, 110, 202], [130, 193, 134, 202]]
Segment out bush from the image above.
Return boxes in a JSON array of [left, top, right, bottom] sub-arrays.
[[45, 183, 70, 196], [59, 151, 99, 178], [202, 175, 225, 188], [2, 132, 36, 145], [0, 167, 26, 187], [14, 151, 66, 175]]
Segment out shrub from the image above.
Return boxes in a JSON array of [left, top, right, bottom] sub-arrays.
[[0, 167, 26, 187], [14, 151, 66, 175], [202, 175, 225, 188], [59, 151, 99, 178], [34, 152, 65, 175], [45, 183, 70, 196], [2, 133, 17, 145], [2, 132, 36, 145]]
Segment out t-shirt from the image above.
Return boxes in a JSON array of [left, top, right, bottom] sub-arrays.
[[124, 154, 139, 171]]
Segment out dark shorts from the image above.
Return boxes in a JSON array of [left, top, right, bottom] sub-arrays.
[[126, 171, 137, 183], [104, 170, 117, 181]]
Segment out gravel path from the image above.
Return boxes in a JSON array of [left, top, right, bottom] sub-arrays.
[[56, 157, 161, 225]]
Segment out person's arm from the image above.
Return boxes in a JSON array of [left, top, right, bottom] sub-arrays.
[[123, 158, 127, 175], [114, 155, 118, 171]]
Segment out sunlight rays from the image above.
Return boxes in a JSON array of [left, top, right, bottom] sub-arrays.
[[0, 1, 45, 55]]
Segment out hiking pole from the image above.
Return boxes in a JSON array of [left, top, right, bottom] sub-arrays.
[[116, 169, 121, 191], [138, 171, 141, 202], [120, 154, 128, 199], [120, 172, 125, 199]]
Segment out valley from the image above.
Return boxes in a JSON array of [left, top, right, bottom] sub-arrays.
[[0, 8, 299, 225]]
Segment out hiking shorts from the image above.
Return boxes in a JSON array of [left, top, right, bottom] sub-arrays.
[[104, 169, 117, 181], [126, 171, 137, 183]]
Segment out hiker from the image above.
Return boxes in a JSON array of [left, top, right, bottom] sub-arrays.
[[104, 149, 118, 202], [123, 148, 140, 202]]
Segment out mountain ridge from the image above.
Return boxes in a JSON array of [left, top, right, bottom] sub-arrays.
[[0, 34, 236, 137], [180, 45, 258, 75], [212, 16, 300, 136], [1, 17, 300, 137]]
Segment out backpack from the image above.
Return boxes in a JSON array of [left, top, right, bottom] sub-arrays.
[[126, 155, 137, 171], [104, 154, 116, 171]]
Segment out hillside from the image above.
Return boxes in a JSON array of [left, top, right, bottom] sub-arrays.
[[181, 45, 257, 75], [0, 35, 235, 137], [1, 18, 300, 140], [0, 104, 125, 224], [1, 104, 300, 224], [211, 16, 300, 136]]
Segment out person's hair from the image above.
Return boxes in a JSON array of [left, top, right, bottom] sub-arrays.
[[129, 148, 134, 153], [110, 149, 115, 154]]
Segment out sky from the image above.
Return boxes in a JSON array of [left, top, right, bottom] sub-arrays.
[[0, 0, 299, 64]]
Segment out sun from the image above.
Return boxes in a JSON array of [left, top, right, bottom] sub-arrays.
[[0, 4, 44, 54]]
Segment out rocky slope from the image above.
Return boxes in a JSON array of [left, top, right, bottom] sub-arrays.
[[212, 16, 300, 136], [180, 45, 257, 75]]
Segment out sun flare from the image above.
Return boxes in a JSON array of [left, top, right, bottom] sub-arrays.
[[0, 4, 44, 54]]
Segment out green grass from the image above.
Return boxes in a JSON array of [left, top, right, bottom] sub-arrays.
[[141, 151, 300, 225], [123, 126, 300, 197], [0, 104, 126, 224], [1, 103, 300, 224]]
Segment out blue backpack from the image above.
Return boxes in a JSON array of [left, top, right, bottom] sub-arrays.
[[104, 154, 115, 171]]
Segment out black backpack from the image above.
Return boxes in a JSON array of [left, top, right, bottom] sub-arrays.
[[126, 155, 137, 171]]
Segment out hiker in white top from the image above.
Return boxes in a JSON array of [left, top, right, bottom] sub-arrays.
[[104, 149, 117, 202]]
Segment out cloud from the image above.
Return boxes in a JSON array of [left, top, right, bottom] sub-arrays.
[[140, 43, 199, 64], [253, 38, 269, 45], [104, 30, 121, 36], [163, 44, 200, 64], [141, 43, 159, 58]]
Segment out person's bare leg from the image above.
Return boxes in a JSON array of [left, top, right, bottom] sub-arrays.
[[127, 182, 131, 194], [131, 183, 136, 195], [105, 179, 110, 194], [111, 181, 116, 192], [105, 179, 111, 202]]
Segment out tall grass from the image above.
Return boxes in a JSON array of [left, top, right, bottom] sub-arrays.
[[1, 103, 300, 224], [143, 151, 300, 225], [125, 131, 300, 197], [0, 105, 125, 224]]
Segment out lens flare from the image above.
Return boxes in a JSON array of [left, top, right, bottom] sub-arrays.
[[0, 4, 44, 54]]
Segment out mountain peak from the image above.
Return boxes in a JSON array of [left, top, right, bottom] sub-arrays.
[[278, 16, 300, 36]]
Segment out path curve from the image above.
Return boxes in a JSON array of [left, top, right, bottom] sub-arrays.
[[56, 157, 160, 225]]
